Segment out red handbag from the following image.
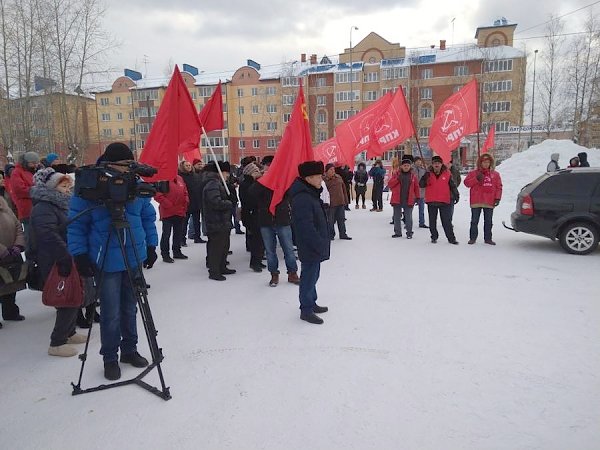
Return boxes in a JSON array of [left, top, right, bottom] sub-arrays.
[[42, 262, 84, 308]]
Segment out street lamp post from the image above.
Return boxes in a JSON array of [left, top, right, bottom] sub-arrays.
[[350, 26, 358, 115], [529, 49, 538, 148]]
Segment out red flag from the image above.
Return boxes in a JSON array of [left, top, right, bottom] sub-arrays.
[[198, 80, 224, 132], [428, 78, 479, 163], [367, 87, 415, 159], [258, 83, 314, 215], [139, 66, 200, 180], [313, 136, 343, 165], [183, 147, 202, 163], [335, 92, 393, 166], [481, 125, 495, 154]]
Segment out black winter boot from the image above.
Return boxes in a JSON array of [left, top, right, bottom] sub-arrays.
[[300, 311, 324, 324], [104, 361, 121, 380]]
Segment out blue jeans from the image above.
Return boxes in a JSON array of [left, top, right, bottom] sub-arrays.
[[299, 261, 320, 312], [260, 225, 298, 274], [417, 198, 426, 226], [470, 207, 494, 241], [99, 269, 139, 362]]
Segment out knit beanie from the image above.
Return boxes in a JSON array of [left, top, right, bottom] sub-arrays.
[[261, 155, 274, 166], [242, 162, 261, 177], [325, 163, 335, 172], [33, 167, 70, 190], [46, 153, 59, 165], [21, 151, 40, 165], [100, 142, 134, 162]]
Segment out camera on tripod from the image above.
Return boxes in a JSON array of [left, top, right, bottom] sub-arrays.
[[74, 161, 169, 204]]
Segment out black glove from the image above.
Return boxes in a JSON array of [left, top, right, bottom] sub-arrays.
[[494, 199, 500, 207], [422, 172, 430, 181], [476, 172, 484, 182], [74, 254, 96, 277], [454, 195, 460, 205], [56, 255, 73, 277], [143, 246, 157, 269]]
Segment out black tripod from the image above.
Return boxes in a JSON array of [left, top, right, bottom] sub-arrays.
[[71, 202, 171, 401]]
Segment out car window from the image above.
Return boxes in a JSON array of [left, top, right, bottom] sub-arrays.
[[543, 172, 600, 196]]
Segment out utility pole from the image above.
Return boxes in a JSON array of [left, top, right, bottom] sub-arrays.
[[529, 49, 538, 148], [350, 26, 358, 115]]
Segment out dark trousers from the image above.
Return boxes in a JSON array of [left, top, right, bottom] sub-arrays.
[[0, 292, 19, 319], [184, 210, 201, 241], [247, 225, 265, 267], [355, 189, 366, 206], [50, 307, 78, 347], [232, 205, 242, 232], [428, 204, 456, 242], [345, 183, 352, 206], [470, 207, 494, 241], [299, 261, 321, 313], [372, 184, 383, 209], [207, 230, 230, 276], [327, 205, 347, 238], [393, 205, 414, 235], [160, 216, 184, 256]]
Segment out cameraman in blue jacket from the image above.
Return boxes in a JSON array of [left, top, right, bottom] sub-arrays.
[[67, 143, 159, 381]]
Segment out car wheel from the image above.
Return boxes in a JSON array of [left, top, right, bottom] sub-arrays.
[[559, 222, 599, 255]]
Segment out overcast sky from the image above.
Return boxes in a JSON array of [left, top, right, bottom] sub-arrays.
[[102, 0, 595, 82]]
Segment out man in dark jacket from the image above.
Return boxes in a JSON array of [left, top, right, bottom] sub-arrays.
[[324, 163, 352, 240], [179, 161, 204, 245], [289, 161, 330, 325], [239, 162, 265, 272], [202, 161, 235, 281], [353, 162, 368, 209], [369, 159, 385, 211]]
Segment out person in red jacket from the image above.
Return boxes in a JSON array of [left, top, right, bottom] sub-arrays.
[[10, 152, 40, 232], [388, 158, 421, 239], [464, 153, 503, 245], [155, 174, 189, 263], [419, 155, 460, 244]]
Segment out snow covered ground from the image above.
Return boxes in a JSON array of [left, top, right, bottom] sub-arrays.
[[1, 140, 599, 450]]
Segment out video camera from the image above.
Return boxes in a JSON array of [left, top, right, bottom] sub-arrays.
[[74, 161, 169, 204]]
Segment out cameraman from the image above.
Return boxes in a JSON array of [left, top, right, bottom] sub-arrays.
[[67, 143, 159, 381]]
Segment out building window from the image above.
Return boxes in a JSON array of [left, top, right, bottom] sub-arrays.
[[101, 113, 110, 121], [421, 68, 433, 79], [128, 112, 134, 120], [132, 89, 158, 101], [420, 106, 432, 118], [317, 110, 327, 124], [317, 131, 327, 142], [454, 65, 469, 76], [130, 128, 135, 135], [335, 72, 360, 84], [239, 140, 246, 149], [282, 95, 295, 106], [453, 85, 463, 93], [100, 98, 109, 106], [239, 123, 245, 132], [336, 110, 353, 121], [237, 88, 244, 97], [135, 123, 149, 133], [266, 86, 276, 96], [115, 97, 121, 105], [252, 105, 259, 114], [485, 59, 513, 72], [335, 90, 360, 102], [282, 77, 299, 87], [252, 122, 259, 131], [364, 72, 379, 83], [127, 96, 132, 104], [116, 112, 123, 120], [199, 86, 214, 97], [102, 128, 111, 137], [238, 106, 245, 115], [317, 95, 326, 106], [420, 88, 432, 100], [283, 113, 291, 123], [118, 128, 124, 136], [137, 140, 145, 149], [482, 101, 511, 113], [484, 80, 512, 92], [381, 67, 408, 80], [419, 127, 430, 138], [191, 91, 196, 99], [267, 139, 277, 148], [253, 139, 260, 149], [251, 87, 258, 96], [495, 121, 510, 132], [266, 122, 277, 131], [364, 90, 377, 101], [316, 77, 327, 87], [266, 104, 277, 113]]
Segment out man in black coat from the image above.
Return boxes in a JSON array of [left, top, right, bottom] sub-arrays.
[[238, 162, 265, 272], [179, 161, 205, 245], [289, 161, 330, 325], [202, 161, 235, 281]]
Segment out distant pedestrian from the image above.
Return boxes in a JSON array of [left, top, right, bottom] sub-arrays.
[[324, 163, 352, 240], [369, 159, 385, 211], [546, 153, 560, 172], [464, 153, 503, 245], [569, 156, 580, 168], [353, 162, 368, 209], [155, 174, 189, 263], [578, 152, 590, 167], [413, 157, 428, 228]]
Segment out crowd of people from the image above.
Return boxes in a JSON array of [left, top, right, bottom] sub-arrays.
[[547, 151, 590, 171], [6, 141, 592, 377]]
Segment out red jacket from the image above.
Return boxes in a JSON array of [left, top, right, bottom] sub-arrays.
[[423, 167, 453, 204], [388, 170, 420, 205], [155, 175, 189, 219], [464, 155, 503, 208], [10, 165, 34, 220]]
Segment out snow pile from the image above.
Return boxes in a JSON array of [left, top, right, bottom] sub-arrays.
[[495, 140, 600, 207]]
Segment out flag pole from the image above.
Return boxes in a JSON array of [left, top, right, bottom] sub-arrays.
[[202, 125, 231, 196], [413, 135, 425, 160]]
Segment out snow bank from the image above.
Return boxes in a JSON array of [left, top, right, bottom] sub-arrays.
[[495, 140, 600, 207]]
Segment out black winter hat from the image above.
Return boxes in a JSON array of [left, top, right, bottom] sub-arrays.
[[325, 163, 335, 172], [298, 161, 324, 178], [401, 158, 413, 165], [205, 161, 231, 173], [101, 142, 134, 162], [431, 155, 444, 164], [261, 155, 274, 166]]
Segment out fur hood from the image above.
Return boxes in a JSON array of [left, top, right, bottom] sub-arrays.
[[30, 184, 71, 212], [476, 153, 496, 170]]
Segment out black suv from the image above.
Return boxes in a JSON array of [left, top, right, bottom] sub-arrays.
[[508, 168, 600, 255]]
